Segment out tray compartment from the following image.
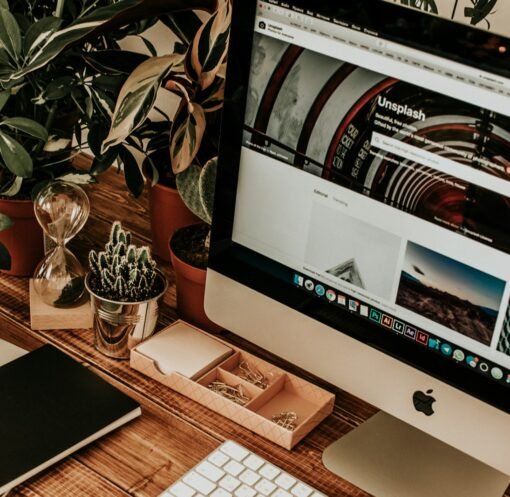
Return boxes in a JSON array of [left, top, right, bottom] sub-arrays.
[[217, 351, 282, 389]]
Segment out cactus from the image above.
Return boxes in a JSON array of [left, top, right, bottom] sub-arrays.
[[88, 222, 160, 302]]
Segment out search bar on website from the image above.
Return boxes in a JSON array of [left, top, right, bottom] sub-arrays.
[[371, 132, 510, 198]]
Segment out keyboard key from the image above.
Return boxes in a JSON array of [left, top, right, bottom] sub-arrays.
[[244, 454, 265, 471], [183, 472, 216, 495], [311, 493, 327, 497], [255, 479, 277, 495], [225, 460, 245, 476], [219, 474, 241, 492], [167, 481, 196, 497], [291, 483, 313, 497], [209, 451, 230, 468], [221, 441, 249, 461], [235, 484, 257, 497], [273, 490, 292, 497], [196, 461, 225, 483], [239, 469, 260, 486], [259, 463, 280, 481], [275, 473, 296, 490], [211, 489, 231, 497]]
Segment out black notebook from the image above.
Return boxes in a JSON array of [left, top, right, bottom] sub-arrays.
[[0, 345, 141, 494]]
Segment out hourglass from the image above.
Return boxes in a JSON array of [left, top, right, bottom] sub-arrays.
[[33, 182, 90, 308]]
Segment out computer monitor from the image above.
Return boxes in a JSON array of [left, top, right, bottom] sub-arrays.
[[205, 1, 510, 496]]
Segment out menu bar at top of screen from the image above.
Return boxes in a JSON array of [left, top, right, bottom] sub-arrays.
[[257, 1, 510, 113]]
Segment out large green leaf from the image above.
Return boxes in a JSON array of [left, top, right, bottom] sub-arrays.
[[186, 0, 231, 89], [198, 157, 217, 224], [176, 163, 208, 223], [0, 130, 33, 178], [0, 212, 13, 231], [0, 242, 10, 271], [170, 102, 206, 174], [0, 7, 21, 61], [102, 54, 182, 152], [1, 117, 48, 141]]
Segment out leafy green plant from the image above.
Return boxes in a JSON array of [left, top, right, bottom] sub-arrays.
[[0, 0, 216, 199], [88, 221, 162, 302], [102, 0, 231, 196]]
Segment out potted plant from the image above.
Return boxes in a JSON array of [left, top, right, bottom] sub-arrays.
[[101, 0, 231, 262], [86, 221, 168, 359], [0, 0, 211, 276], [168, 157, 221, 331]]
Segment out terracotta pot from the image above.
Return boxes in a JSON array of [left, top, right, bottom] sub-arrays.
[[149, 183, 200, 262], [170, 232, 223, 334], [0, 198, 44, 277]]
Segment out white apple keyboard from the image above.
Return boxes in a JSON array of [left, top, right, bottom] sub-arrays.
[[160, 440, 328, 497]]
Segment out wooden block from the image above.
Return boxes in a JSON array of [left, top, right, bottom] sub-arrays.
[[30, 279, 93, 330]]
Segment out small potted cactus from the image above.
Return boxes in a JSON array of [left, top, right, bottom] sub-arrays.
[[86, 222, 167, 360]]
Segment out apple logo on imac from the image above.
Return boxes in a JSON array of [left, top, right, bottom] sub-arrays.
[[413, 389, 436, 416]]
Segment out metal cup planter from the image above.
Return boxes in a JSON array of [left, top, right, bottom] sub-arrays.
[[85, 271, 168, 360]]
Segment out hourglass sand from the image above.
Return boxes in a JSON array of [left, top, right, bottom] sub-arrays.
[[33, 182, 90, 308]]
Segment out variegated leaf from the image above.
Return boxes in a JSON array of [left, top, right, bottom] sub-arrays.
[[164, 79, 192, 106], [0, 176, 22, 197], [23, 16, 62, 57], [102, 54, 182, 152], [186, 0, 231, 90], [176, 163, 209, 223], [198, 76, 225, 113], [2, 0, 143, 84], [170, 102, 206, 174]]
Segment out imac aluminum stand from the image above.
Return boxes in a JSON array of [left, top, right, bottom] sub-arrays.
[[323, 413, 510, 497]]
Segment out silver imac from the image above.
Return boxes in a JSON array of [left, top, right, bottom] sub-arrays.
[[205, 1, 510, 495]]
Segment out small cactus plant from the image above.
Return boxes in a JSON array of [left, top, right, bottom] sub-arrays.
[[88, 222, 162, 302]]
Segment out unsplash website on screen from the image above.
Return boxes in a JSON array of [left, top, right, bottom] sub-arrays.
[[231, 1, 510, 386]]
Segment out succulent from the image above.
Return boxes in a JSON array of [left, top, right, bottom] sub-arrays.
[[88, 222, 161, 302]]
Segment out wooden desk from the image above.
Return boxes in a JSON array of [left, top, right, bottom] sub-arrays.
[[0, 169, 507, 497]]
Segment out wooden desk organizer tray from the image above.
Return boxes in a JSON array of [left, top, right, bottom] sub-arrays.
[[131, 320, 335, 450]]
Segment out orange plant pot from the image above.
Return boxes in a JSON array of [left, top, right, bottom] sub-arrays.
[[170, 233, 223, 334], [0, 198, 44, 277], [149, 183, 200, 262]]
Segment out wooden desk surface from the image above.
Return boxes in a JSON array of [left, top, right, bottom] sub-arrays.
[[0, 169, 507, 497]]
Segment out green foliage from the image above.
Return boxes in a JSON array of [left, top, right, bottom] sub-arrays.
[[88, 221, 160, 302], [104, 0, 231, 197], [0, 0, 211, 199], [176, 157, 217, 225]]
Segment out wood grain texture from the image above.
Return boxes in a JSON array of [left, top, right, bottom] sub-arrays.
[[0, 164, 508, 497]]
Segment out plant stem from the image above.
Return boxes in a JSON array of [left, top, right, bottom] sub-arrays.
[[55, 0, 66, 18]]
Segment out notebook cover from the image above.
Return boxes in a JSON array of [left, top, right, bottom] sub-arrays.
[[0, 345, 141, 493]]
